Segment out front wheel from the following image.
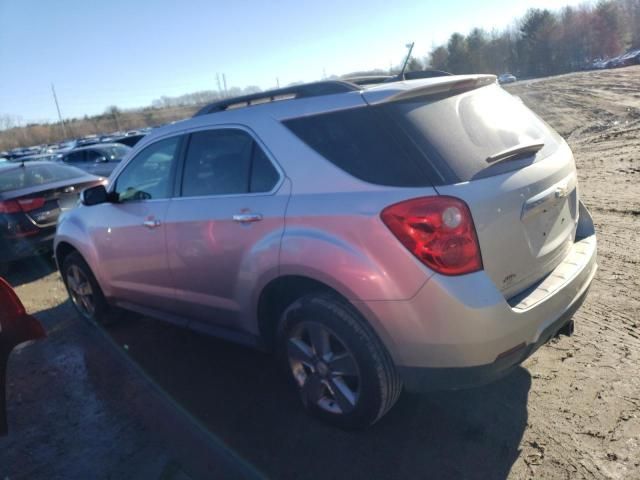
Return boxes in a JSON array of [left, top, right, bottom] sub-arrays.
[[61, 252, 115, 325], [278, 293, 402, 429]]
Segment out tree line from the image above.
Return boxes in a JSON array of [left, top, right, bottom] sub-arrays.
[[425, 0, 640, 77]]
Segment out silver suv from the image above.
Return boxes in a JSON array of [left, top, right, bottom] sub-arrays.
[[55, 75, 597, 429]]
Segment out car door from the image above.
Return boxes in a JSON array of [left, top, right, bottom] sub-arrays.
[[90, 134, 183, 313], [165, 127, 288, 330]]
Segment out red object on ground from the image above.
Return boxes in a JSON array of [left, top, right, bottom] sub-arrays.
[[0, 277, 46, 435]]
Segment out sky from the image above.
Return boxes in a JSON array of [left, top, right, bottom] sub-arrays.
[[0, 0, 585, 124]]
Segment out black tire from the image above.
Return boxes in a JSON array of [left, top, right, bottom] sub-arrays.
[[277, 292, 402, 429], [61, 252, 115, 326]]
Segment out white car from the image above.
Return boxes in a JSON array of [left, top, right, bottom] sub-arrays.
[[498, 73, 517, 84]]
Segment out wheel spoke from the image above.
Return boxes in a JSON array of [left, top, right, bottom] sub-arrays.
[[307, 323, 330, 359], [77, 282, 92, 296], [302, 373, 325, 404], [288, 338, 314, 366], [72, 265, 81, 285], [329, 353, 358, 376], [328, 377, 357, 413]]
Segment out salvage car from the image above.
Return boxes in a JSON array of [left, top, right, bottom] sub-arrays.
[[55, 75, 597, 428], [0, 161, 103, 275]]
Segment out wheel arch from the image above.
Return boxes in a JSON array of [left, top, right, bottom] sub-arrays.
[[256, 274, 397, 358]]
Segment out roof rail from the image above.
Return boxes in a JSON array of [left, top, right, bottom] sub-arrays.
[[397, 69, 453, 80], [344, 75, 394, 86], [344, 70, 453, 87], [193, 80, 360, 117]]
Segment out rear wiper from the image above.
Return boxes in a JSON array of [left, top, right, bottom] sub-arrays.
[[486, 142, 544, 164]]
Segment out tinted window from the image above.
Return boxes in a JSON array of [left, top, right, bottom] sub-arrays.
[[64, 151, 85, 163], [250, 145, 279, 193], [383, 84, 562, 183], [85, 150, 105, 162], [283, 107, 434, 187], [0, 164, 86, 193], [114, 136, 180, 202], [182, 129, 255, 197], [100, 145, 130, 158]]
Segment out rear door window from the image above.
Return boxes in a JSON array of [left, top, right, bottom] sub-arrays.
[[181, 129, 279, 197]]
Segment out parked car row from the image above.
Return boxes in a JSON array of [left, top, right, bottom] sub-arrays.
[[588, 49, 640, 70], [0, 127, 153, 162]]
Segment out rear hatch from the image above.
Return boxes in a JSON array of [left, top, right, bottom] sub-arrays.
[[365, 78, 579, 298]]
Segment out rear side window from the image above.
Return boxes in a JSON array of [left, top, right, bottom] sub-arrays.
[[283, 108, 434, 187], [181, 129, 279, 197]]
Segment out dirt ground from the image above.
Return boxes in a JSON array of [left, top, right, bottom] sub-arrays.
[[1, 66, 639, 480]]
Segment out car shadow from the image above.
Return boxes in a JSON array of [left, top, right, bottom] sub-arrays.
[[3, 255, 57, 287], [100, 315, 531, 480]]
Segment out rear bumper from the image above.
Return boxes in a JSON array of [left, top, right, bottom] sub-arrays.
[[356, 201, 597, 391], [0, 230, 55, 263]]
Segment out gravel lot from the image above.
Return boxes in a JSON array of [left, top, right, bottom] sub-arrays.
[[1, 66, 639, 479]]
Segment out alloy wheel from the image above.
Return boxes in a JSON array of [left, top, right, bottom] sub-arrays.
[[287, 321, 361, 415], [66, 264, 95, 318]]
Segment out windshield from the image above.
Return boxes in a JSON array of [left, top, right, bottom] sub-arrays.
[[0, 163, 86, 192]]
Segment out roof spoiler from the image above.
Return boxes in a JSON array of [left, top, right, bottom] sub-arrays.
[[364, 74, 497, 105]]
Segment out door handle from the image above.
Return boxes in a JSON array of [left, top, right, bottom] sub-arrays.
[[143, 218, 161, 229], [233, 213, 263, 224]]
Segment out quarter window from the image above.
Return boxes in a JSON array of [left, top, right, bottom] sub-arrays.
[[114, 136, 180, 202]]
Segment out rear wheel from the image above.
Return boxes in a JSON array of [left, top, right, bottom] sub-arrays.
[[61, 252, 115, 325], [278, 293, 402, 429]]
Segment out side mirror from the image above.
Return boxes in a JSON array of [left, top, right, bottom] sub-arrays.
[[81, 185, 111, 206], [96, 156, 108, 163]]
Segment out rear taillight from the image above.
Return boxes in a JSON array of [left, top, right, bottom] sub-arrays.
[[0, 200, 21, 214], [0, 197, 45, 214], [381, 196, 483, 275], [17, 197, 45, 212]]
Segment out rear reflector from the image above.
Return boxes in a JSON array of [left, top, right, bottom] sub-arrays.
[[381, 196, 483, 275]]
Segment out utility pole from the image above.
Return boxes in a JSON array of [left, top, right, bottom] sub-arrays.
[[50, 83, 68, 138], [222, 73, 228, 97], [216, 73, 223, 98], [276, 77, 280, 88], [399, 42, 415, 80]]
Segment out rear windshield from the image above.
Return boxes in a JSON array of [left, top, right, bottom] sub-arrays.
[[0, 163, 86, 193], [383, 84, 562, 183], [283, 84, 561, 186]]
